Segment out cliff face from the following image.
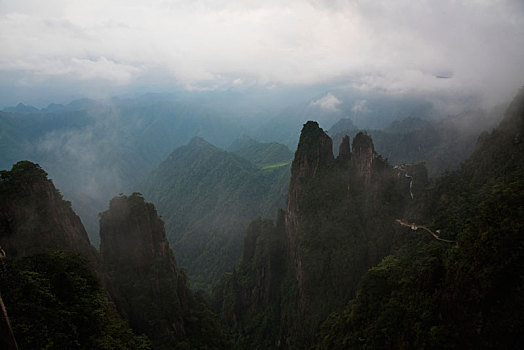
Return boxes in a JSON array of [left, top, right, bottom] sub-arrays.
[[0, 161, 95, 262], [351, 132, 375, 186], [286, 121, 333, 234], [284, 123, 406, 315], [285, 122, 334, 311], [100, 193, 176, 275], [214, 121, 422, 348], [99, 193, 188, 348], [337, 135, 351, 162]]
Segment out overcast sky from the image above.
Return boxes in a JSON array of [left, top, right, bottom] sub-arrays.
[[1, 0, 523, 107]]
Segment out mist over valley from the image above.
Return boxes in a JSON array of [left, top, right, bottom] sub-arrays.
[[1, 1, 523, 349]]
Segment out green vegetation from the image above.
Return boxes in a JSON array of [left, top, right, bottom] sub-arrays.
[[318, 88, 524, 349], [0, 97, 245, 245], [139, 137, 291, 290], [99, 193, 230, 349], [214, 89, 524, 349], [228, 135, 293, 167], [261, 161, 290, 170], [0, 251, 151, 349], [1, 89, 522, 349], [213, 122, 415, 348]]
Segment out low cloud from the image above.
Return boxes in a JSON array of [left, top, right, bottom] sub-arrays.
[[310, 93, 342, 111], [0, 0, 523, 106], [352, 100, 369, 115]]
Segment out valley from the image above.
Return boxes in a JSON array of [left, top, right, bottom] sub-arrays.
[[0, 88, 522, 348]]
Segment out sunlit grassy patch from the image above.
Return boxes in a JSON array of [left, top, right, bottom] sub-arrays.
[[261, 162, 290, 170]]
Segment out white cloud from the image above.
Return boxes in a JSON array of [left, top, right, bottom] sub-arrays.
[[0, 0, 523, 104], [310, 93, 342, 111], [352, 100, 369, 115]]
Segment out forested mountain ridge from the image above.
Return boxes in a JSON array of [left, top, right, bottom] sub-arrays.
[[0, 163, 229, 349], [212, 89, 523, 349], [318, 87, 524, 350], [0, 87, 521, 349], [139, 137, 291, 290], [228, 135, 293, 167], [0, 97, 244, 245]]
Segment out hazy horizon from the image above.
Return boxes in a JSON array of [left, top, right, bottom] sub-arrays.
[[1, 0, 523, 109]]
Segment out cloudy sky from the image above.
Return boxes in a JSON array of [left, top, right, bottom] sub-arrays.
[[1, 0, 523, 107]]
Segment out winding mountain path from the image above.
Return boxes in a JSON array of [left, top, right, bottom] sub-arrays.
[[394, 165, 414, 199], [395, 219, 457, 244]]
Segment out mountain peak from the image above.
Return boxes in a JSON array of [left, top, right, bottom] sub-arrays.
[[352, 132, 375, 186], [291, 121, 334, 179], [188, 136, 214, 148], [3, 103, 39, 114]]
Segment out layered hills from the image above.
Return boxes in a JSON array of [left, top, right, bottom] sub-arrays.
[[139, 137, 292, 290], [0, 97, 244, 244], [329, 105, 505, 177], [0, 88, 522, 349]]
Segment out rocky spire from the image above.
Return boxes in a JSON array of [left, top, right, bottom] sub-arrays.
[[290, 121, 334, 180], [352, 132, 375, 186], [286, 121, 333, 235], [337, 135, 351, 162]]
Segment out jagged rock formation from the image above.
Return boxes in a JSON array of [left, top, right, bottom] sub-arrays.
[[0, 161, 96, 262], [0, 163, 151, 349], [284, 124, 405, 320], [328, 107, 505, 177], [318, 87, 524, 350], [351, 132, 375, 186], [214, 121, 423, 348], [337, 135, 351, 162], [100, 193, 229, 349]]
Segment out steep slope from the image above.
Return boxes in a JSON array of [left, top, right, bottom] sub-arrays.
[[318, 88, 524, 349], [139, 137, 290, 290], [212, 121, 420, 348], [99, 193, 228, 349], [228, 135, 293, 167], [0, 161, 96, 262], [0, 161, 150, 349], [1, 251, 151, 350]]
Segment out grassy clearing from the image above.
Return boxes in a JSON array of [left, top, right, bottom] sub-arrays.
[[261, 161, 290, 170]]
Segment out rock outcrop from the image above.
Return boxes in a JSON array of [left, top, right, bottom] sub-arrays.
[[351, 132, 375, 186], [99, 193, 189, 348], [337, 135, 351, 162], [0, 161, 96, 262], [213, 120, 429, 348]]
